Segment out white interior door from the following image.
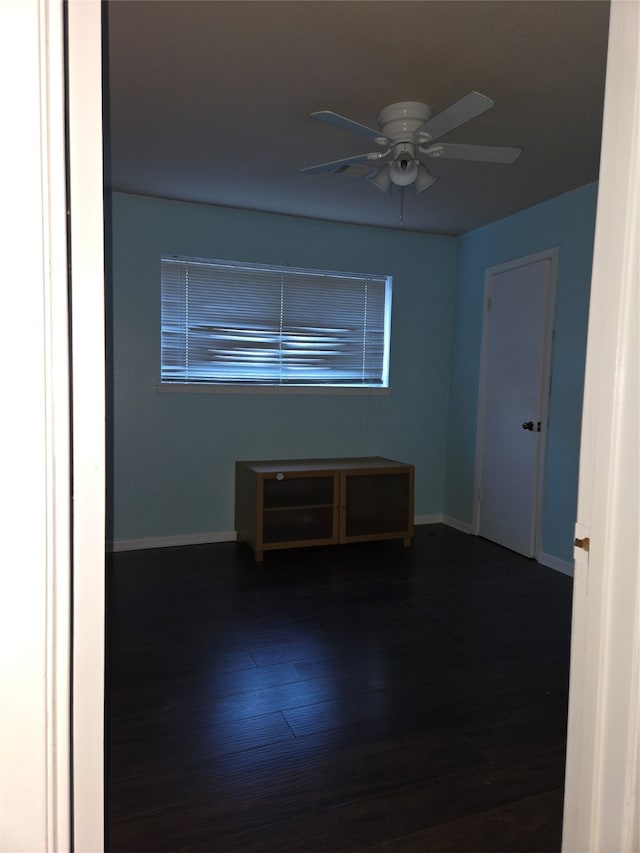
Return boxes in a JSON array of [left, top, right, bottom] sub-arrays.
[[475, 250, 557, 557]]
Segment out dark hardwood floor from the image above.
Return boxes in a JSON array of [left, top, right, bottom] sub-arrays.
[[106, 524, 573, 852]]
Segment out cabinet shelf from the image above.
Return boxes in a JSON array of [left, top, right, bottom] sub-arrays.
[[264, 503, 334, 513], [235, 457, 414, 562]]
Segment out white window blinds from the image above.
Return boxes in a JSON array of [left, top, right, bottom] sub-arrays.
[[161, 256, 392, 386]]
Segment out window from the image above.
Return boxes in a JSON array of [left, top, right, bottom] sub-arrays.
[[160, 256, 392, 388]]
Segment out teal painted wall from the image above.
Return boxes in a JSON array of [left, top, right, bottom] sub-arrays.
[[444, 183, 598, 562], [108, 186, 597, 557], [108, 193, 458, 542]]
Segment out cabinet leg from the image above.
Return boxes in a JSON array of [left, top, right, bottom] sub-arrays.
[[403, 536, 411, 548], [254, 548, 264, 563]]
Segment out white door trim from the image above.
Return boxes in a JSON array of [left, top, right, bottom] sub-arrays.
[[562, 0, 640, 850], [67, 2, 107, 850], [0, 1, 72, 849], [473, 247, 558, 561]]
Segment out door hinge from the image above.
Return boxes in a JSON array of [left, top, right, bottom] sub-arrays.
[[574, 536, 590, 552]]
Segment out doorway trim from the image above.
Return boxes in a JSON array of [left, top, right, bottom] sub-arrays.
[[562, 1, 640, 848], [472, 247, 559, 561], [67, 2, 107, 850], [0, 2, 72, 849]]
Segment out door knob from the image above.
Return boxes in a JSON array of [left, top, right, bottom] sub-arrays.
[[522, 421, 534, 431]]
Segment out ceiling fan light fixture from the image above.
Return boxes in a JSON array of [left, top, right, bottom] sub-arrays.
[[390, 157, 419, 186], [414, 163, 438, 194], [370, 164, 393, 194], [388, 141, 420, 187]]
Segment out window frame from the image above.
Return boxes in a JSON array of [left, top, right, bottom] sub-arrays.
[[159, 255, 393, 393]]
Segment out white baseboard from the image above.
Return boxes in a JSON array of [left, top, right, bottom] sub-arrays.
[[414, 514, 472, 534], [441, 515, 473, 534], [108, 530, 237, 553], [537, 551, 574, 577], [109, 524, 572, 573], [414, 514, 446, 526], [110, 517, 472, 552]]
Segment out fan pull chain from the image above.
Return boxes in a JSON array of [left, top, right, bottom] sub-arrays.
[[400, 186, 405, 226]]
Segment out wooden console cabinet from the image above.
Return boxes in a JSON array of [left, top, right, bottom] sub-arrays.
[[235, 457, 414, 561]]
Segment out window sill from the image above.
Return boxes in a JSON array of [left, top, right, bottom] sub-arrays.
[[155, 382, 391, 396]]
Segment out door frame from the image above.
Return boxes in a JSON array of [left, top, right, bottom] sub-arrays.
[[4, 1, 637, 851], [562, 1, 640, 848], [67, 3, 107, 849], [472, 247, 559, 560], [0, 1, 105, 850], [0, 2, 71, 848]]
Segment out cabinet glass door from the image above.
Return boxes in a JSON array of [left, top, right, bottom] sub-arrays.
[[342, 470, 413, 541], [262, 473, 338, 546]]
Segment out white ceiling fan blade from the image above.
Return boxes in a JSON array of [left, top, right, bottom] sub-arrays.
[[301, 150, 389, 175], [311, 110, 390, 145], [415, 91, 495, 144], [421, 142, 522, 163]]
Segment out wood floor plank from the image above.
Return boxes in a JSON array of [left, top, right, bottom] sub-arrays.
[[109, 710, 295, 781], [358, 788, 565, 853], [106, 525, 573, 852], [109, 725, 487, 826], [115, 748, 565, 853]]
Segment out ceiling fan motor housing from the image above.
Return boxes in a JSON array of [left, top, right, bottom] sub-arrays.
[[377, 101, 433, 142]]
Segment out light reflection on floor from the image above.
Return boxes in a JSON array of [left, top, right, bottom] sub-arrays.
[[204, 626, 393, 780]]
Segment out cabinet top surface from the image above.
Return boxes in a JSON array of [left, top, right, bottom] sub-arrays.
[[237, 456, 413, 474]]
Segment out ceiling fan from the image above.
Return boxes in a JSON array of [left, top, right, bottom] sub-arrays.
[[301, 91, 521, 194]]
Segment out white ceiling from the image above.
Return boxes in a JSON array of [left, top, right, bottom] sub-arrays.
[[104, 0, 610, 236]]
